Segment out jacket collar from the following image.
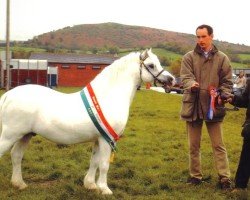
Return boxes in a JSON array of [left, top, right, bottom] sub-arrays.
[[194, 44, 218, 56]]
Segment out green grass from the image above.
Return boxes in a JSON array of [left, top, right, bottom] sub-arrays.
[[0, 88, 248, 199], [238, 54, 250, 60], [231, 62, 248, 69], [152, 48, 182, 60], [54, 86, 82, 93], [118, 48, 183, 61], [0, 46, 47, 53]]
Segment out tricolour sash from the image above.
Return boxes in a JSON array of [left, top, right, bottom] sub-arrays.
[[80, 83, 119, 151]]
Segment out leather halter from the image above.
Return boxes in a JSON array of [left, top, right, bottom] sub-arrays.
[[139, 52, 165, 86]]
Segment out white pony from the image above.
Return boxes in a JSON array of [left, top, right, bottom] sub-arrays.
[[0, 49, 175, 195]]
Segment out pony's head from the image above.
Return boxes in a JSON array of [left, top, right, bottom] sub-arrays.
[[139, 49, 175, 87]]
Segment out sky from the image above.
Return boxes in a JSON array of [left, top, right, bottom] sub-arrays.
[[0, 0, 250, 46]]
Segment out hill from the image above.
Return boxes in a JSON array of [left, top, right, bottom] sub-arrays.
[[26, 23, 250, 54]]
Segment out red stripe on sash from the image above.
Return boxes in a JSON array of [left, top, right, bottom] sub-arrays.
[[87, 84, 119, 141], [209, 86, 217, 112]]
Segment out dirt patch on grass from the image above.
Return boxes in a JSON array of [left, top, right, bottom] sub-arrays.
[[27, 178, 60, 188]]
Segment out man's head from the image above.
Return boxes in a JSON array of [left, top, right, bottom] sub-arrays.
[[239, 70, 244, 77], [196, 24, 214, 51]]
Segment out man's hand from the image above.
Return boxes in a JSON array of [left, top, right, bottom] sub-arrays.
[[191, 82, 200, 92], [220, 92, 234, 103]]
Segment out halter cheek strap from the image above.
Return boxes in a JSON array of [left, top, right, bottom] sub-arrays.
[[139, 53, 165, 86]]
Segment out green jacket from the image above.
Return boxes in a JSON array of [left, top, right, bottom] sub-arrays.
[[180, 44, 233, 122]]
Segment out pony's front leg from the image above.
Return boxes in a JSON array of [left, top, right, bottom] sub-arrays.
[[96, 137, 113, 195], [84, 140, 99, 190]]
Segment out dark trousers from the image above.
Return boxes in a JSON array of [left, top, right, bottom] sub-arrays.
[[235, 138, 250, 188]]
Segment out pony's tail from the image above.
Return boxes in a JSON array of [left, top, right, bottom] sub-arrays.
[[0, 93, 7, 136]]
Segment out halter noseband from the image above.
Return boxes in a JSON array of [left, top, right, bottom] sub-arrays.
[[139, 52, 165, 86]]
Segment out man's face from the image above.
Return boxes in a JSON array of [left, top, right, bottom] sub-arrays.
[[196, 28, 213, 51]]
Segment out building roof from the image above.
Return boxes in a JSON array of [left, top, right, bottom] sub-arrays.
[[29, 53, 118, 64]]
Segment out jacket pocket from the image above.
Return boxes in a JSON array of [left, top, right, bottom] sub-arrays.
[[180, 93, 196, 118], [213, 105, 226, 119]]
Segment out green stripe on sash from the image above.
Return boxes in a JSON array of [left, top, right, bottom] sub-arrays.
[[80, 90, 116, 151]]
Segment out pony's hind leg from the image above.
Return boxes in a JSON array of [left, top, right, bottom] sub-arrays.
[[10, 133, 33, 190], [84, 140, 100, 190], [0, 137, 17, 158]]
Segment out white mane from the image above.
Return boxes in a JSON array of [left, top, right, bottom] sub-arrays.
[[90, 52, 142, 106], [92, 52, 141, 87]]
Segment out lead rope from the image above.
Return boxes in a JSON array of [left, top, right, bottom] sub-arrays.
[[190, 88, 213, 126], [191, 91, 199, 126]]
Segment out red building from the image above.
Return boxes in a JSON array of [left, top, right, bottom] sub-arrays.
[[29, 53, 118, 87]]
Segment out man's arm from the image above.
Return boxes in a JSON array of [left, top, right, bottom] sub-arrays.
[[180, 53, 198, 92]]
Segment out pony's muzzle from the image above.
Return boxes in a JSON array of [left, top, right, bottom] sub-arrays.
[[162, 75, 175, 87], [158, 71, 176, 87]]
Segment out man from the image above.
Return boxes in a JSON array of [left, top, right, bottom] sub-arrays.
[[233, 71, 246, 110], [226, 79, 250, 193], [180, 24, 233, 189], [234, 70, 247, 93]]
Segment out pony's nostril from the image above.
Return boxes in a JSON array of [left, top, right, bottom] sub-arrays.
[[169, 76, 174, 83]]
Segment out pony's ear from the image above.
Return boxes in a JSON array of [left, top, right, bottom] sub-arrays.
[[148, 48, 152, 53], [140, 49, 149, 61]]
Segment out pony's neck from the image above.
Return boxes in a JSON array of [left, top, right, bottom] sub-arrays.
[[90, 52, 141, 106]]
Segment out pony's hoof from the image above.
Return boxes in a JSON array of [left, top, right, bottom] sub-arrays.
[[101, 188, 113, 195], [97, 186, 113, 195], [84, 182, 97, 190], [12, 181, 27, 190]]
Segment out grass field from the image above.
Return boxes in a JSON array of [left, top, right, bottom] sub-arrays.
[[231, 62, 248, 69], [0, 47, 47, 53], [118, 48, 182, 65], [0, 88, 249, 199], [151, 48, 182, 60], [238, 54, 250, 61]]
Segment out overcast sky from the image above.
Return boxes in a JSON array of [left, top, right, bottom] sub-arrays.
[[0, 0, 250, 46]]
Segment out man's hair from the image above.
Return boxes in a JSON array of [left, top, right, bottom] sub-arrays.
[[196, 24, 213, 35]]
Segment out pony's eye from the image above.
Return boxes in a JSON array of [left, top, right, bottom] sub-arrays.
[[148, 64, 154, 69]]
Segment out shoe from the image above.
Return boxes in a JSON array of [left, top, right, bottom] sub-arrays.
[[232, 188, 247, 193], [233, 107, 239, 111], [219, 178, 232, 190], [187, 177, 202, 185]]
